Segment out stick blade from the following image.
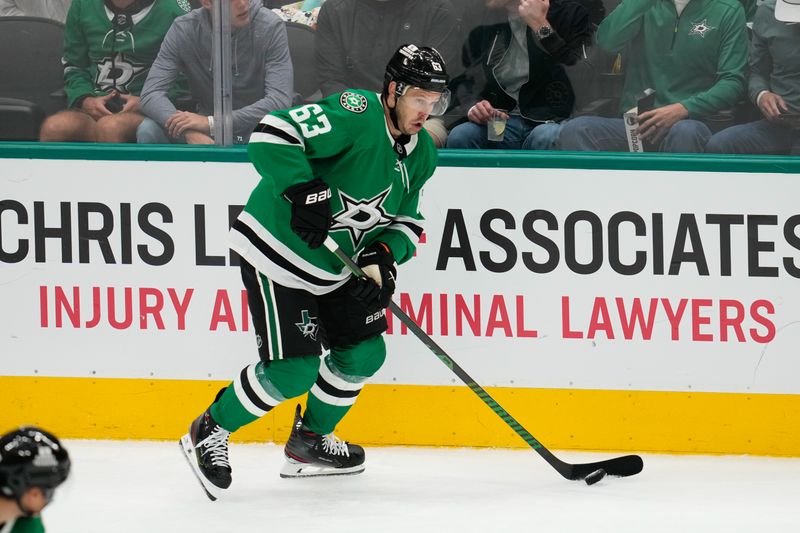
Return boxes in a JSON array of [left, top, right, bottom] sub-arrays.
[[566, 454, 644, 480]]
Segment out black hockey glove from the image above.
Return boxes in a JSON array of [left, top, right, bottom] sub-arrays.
[[347, 275, 382, 307], [282, 178, 333, 249], [355, 242, 396, 309]]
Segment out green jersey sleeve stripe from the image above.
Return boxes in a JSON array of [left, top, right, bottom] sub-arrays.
[[250, 115, 304, 148]]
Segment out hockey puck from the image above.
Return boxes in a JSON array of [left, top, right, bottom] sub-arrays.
[[584, 468, 607, 486]]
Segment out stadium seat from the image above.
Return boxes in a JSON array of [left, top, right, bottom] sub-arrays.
[[284, 21, 321, 105], [0, 97, 46, 141], [0, 16, 66, 117]]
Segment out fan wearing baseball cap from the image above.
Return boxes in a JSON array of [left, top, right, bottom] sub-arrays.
[[706, 0, 800, 155], [775, 0, 800, 22]]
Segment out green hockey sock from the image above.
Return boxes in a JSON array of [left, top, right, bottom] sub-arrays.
[[210, 383, 259, 433], [303, 336, 386, 434]]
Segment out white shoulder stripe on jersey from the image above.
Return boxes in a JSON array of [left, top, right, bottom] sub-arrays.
[[251, 115, 305, 149], [250, 131, 298, 146]]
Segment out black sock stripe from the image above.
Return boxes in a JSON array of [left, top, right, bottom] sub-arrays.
[[239, 366, 274, 413], [315, 374, 361, 399]]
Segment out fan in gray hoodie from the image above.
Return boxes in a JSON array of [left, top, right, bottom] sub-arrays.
[[138, 0, 293, 144]]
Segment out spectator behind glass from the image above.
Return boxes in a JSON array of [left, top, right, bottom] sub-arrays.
[[558, 0, 749, 153], [137, 0, 293, 144], [38, 0, 191, 143], [0, 0, 72, 22], [314, 0, 459, 146], [705, 0, 800, 156], [445, 0, 593, 151]]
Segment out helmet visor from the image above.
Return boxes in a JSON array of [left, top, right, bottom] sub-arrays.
[[400, 87, 451, 117]]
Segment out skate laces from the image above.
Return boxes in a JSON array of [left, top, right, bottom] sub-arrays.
[[197, 425, 231, 468], [321, 433, 350, 457]]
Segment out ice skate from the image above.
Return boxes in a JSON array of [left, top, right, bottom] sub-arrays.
[[179, 408, 232, 500], [280, 404, 365, 478]]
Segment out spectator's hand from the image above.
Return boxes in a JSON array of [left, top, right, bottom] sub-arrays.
[[758, 92, 789, 121], [165, 111, 209, 138], [519, 0, 550, 29], [81, 94, 115, 121], [468, 100, 509, 125], [184, 130, 215, 144], [638, 103, 689, 142], [119, 94, 140, 114]]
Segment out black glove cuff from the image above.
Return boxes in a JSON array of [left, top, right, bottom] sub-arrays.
[[358, 242, 396, 273]]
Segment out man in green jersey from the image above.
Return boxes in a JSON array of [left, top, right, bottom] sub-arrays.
[[180, 44, 450, 500], [558, 0, 748, 153], [39, 0, 190, 142], [0, 427, 71, 533]]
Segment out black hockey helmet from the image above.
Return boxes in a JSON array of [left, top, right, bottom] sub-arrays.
[[0, 426, 70, 502], [384, 44, 450, 94]]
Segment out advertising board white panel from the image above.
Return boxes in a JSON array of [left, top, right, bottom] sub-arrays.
[[2, 159, 798, 393]]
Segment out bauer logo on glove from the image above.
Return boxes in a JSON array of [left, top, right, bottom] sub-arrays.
[[283, 178, 333, 249], [303, 189, 331, 205]]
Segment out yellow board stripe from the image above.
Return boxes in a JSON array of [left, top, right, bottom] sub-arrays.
[[2, 376, 799, 456]]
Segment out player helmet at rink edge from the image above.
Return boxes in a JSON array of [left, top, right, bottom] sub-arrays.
[[384, 44, 450, 95], [0, 426, 71, 502]]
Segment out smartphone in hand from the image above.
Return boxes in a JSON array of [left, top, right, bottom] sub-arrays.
[[105, 94, 124, 113], [778, 112, 800, 129], [637, 88, 656, 115]]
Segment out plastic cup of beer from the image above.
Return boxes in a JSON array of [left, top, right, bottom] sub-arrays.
[[487, 110, 508, 142]]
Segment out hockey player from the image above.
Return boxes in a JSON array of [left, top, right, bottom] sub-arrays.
[[0, 427, 71, 532], [180, 44, 450, 500]]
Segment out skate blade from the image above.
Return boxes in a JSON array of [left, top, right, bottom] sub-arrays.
[[279, 458, 365, 479], [179, 434, 224, 501]]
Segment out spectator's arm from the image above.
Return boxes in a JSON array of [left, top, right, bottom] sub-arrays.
[[679, 6, 748, 117], [596, 0, 658, 53], [314, 2, 349, 97], [540, 2, 593, 66], [747, 6, 772, 106], [138, 23, 183, 128], [231, 19, 293, 141], [0, 1, 25, 16], [739, 0, 757, 21], [62, 1, 98, 107]]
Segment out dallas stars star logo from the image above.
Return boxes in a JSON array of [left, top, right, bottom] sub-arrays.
[[330, 188, 392, 247], [295, 310, 319, 340], [689, 19, 715, 38], [95, 52, 147, 93]]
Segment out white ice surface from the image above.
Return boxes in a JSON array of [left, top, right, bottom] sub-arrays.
[[44, 440, 800, 533]]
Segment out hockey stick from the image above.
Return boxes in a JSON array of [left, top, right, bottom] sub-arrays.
[[324, 237, 643, 482]]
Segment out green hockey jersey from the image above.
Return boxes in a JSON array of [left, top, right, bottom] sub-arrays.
[[232, 89, 438, 295], [63, 0, 190, 107], [0, 515, 44, 533]]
